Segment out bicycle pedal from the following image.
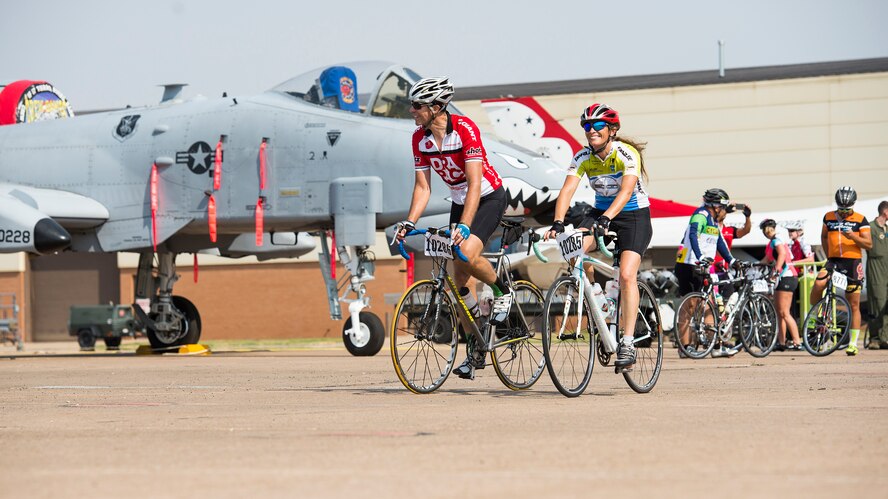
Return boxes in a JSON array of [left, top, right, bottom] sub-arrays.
[[614, 365, 633, 374]]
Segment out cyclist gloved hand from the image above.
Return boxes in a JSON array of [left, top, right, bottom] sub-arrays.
[[545, 220, 565, 240], [730, 258, 743, 271], [594, 215, 611, 239], [699, 256, 714, 268], [395, 220, 415, 242], [452, 223, 471, 245], [742, 205, 752, 217]]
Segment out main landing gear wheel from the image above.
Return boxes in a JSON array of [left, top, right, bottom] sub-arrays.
[[343, 311, 385, 356], [146, 295, 202, 350]]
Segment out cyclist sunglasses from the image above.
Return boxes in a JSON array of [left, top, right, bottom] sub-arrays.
[[411, 102, 427, 110], [582, 121, 608, 132]]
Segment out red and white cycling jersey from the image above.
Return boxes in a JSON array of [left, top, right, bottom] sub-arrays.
[[412, 113, 502, 205]]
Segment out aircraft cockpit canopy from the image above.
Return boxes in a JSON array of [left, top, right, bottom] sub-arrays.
[[271, 61, 462, 119]]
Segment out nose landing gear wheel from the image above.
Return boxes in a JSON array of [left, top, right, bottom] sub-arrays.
[[343, 311, 385, 356]]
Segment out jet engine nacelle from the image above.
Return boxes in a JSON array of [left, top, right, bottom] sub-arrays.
[[0, 194, 71, 253]]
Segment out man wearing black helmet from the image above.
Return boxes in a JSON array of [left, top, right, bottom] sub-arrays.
[[674, 188, 741, 357], [674, 188, 740, 296], [810, 186, 872, 355]]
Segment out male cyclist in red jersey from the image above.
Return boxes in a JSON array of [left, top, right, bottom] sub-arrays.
[[395, 77, 510, 380], [809, 186, 872, 355]]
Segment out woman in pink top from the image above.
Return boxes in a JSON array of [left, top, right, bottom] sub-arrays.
[[760, 219, 801, 350]]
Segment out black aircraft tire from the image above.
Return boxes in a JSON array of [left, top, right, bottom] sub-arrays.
[[343, 312, 385, 356], [146, 296, 202, 350]]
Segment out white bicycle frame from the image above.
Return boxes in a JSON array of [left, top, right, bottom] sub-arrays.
[[560, 256, 619, 353], [554, 230, 653, 355]]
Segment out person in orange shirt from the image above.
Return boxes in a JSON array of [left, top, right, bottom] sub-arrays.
[[809, 186, 873, 355]]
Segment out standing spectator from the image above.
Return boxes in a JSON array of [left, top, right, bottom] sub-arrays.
[[760, 219, 802, 350], [787, 222, 815, 264], [713, 202, 752, 299], [865, 200, 888, 349], [786, 221, 816, 319]]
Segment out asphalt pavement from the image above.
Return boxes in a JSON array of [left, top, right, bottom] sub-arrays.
[[1, 341, 886, 498]]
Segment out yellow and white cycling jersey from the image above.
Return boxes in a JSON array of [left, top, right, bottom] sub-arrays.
[[567, 140, 650, 211]]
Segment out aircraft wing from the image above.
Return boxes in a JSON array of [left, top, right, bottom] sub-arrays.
[[0, 183, 108, 254]]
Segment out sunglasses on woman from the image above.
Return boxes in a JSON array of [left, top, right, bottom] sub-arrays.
[[582, 121, 608, 132]]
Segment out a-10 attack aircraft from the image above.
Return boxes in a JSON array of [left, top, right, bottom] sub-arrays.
[[0, 62, 570, 356]]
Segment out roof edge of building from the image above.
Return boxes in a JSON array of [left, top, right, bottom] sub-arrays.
[[457, 57, 888, 101]]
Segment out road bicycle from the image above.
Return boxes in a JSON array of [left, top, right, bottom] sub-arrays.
[[391, 220, 547, 393], [802, 265, 853, 356], [674, 260, 778, 359], [541, 228, 663, 397]]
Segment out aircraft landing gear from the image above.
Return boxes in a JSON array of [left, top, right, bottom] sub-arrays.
[[318, 236, 385, 356], [342, 313, 385, 356], [133, 253, 203, 350]]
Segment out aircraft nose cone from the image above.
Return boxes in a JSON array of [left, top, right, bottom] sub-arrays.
[[33, 218, 71, 253]]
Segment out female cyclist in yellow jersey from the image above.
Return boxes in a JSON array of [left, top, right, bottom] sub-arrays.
[[544, 103, 653, 370]]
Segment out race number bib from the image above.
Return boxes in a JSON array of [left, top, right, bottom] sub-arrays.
[[753, 279, 769, 293], [831, 271, 848, 291], [556, 230, 584, 261], [424, 232, 453, 259]]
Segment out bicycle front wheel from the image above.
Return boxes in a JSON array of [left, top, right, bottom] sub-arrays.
[[674, 292, 719, 359], [623, 282, 664, 393], [390, 280, 459, 393], [802, 294, 851, 356], [542, 276, 595, 397], [491, 281, 547, 390], [739, 294, 778, 357]]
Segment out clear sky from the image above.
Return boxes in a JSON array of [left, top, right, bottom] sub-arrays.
[[2, 0, 886, 110]]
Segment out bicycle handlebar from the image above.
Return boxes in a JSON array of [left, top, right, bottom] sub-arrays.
[[525, 230, 549, 263], [397, 228, 469, 262]]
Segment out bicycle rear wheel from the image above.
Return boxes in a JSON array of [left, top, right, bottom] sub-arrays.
[[491, 281, 547, 390], [739, 294, 778, 357], [674, 292, 718, 359], [623, 282, 664, 393], [802, 294, 851, 356], [390, 280, 459, 393], [542, 276, 595, 397]]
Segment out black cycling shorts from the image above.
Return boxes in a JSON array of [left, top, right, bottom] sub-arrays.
[[674, 262, 704, 296], [776, 276, 798, 292], [580, 207, 653, 257], [449, 187, 507, 246], [824, 258, 864, 293]]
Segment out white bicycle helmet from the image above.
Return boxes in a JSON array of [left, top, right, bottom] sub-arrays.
[[409, 77, 454, 107]]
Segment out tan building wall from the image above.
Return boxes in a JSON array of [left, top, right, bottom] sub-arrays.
[[456, 72, 888, 210], [118, 256, 409, 341]]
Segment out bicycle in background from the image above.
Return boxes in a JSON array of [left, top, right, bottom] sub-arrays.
[[541, 227, 664, 397], [391, 220, 547, 393], [802, 265, 853, 356], [675, 260, 778, 358]]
